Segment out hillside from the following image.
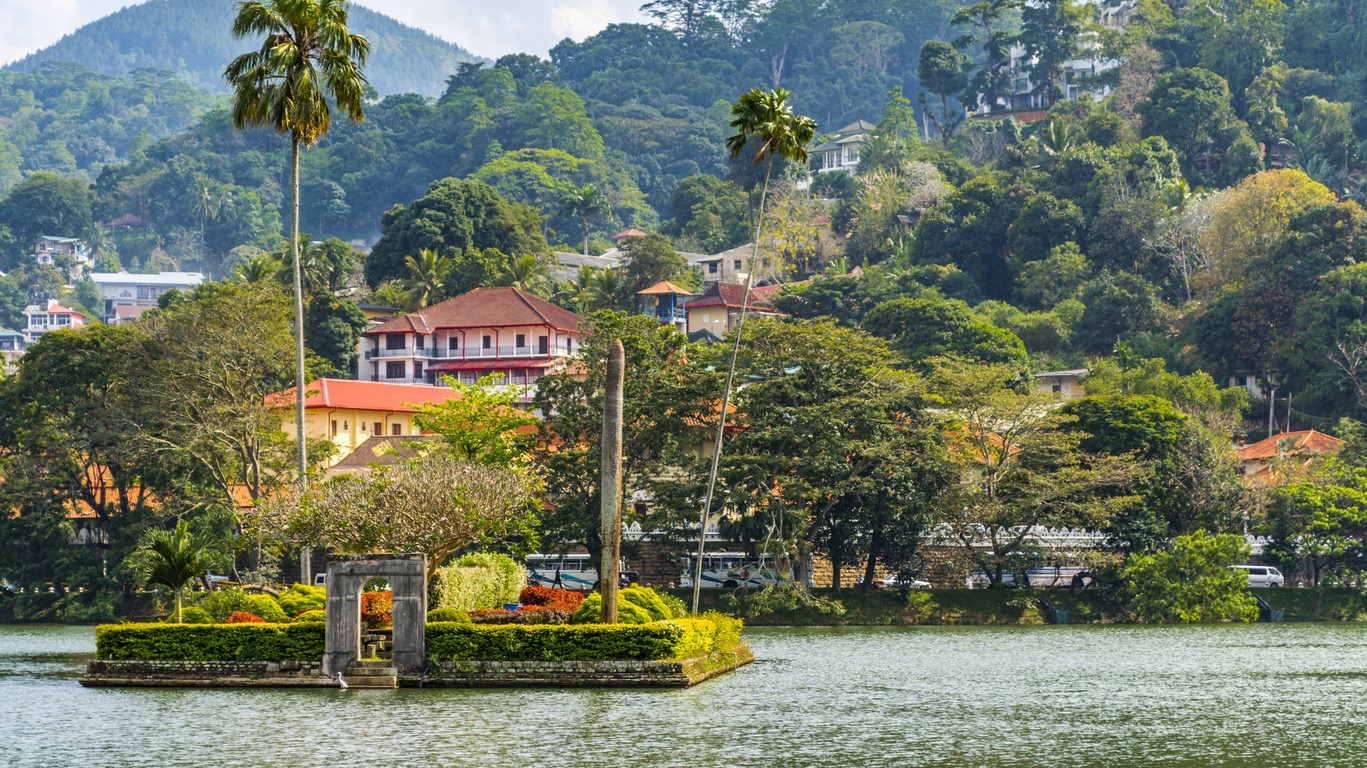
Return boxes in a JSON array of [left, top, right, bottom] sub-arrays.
[[4, 0, 480, 97]]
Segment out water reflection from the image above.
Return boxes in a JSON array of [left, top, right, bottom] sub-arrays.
[[4, 623, 1367, 767]]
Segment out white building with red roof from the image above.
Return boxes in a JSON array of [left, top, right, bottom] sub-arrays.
[[23, 299, 89, 341], [684, 281, 781, 337], [1235, 430, 1344, 483], [358, 286, 585, 399]]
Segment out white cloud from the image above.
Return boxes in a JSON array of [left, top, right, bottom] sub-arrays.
[[0, 0, 648, 65]]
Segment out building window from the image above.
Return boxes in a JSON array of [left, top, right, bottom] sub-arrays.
[[708, 262, 718, 274], [413, 362, 423, 380], [137, 286, 152, 300], [483, 335, 492, 349], [373, 422, 382, 435], [538, 335, 548, 354], [516, 333, 526, 348], [360, 421, 367, 432], [415, 335, 425, 349], [331, 420, 337, 436], [386, 333, 406, 350], [1236, 375, 1247, 386], [734, 259, 742, 270], [1052, 384, 1062, 393], [386, 361, 405, 379], [566, 337, 573, 354], [391, 423, 402, 436], [342, 420, 348, 431], [448, 337, 459, 351]]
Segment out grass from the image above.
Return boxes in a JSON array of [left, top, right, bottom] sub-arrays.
[[1258, 587, 1367, 621]]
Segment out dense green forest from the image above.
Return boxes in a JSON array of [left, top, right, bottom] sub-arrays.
[[0, 0, 1366, 432], [4, 0, 478, 97]]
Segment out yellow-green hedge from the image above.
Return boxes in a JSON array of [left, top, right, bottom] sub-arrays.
[[426, 617, 731, 661], [96, 623, 325, 661]]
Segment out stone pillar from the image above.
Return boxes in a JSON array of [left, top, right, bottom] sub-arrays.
[[388, 557, 427, 673]]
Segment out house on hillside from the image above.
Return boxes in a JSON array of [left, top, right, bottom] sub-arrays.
[[1236, 430, 1344, 483], [811, 120, 875, 175], [273, 378, 467, 467], [23, 300, 89, 341], [33, 236, 91, 280], [0, 329, 27, 371], [357, 286, 585, 401], [89, 271, 204, 323], [610, 229, 648, 245], [637, 281, 693, 332], [685, 281, 781, 337], [551, 250, 624, 283], [1034, 369, 1089, 400], [687, 243, 760, 285]]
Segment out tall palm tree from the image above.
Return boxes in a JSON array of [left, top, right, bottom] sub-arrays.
[[142, 520, 215, 624], [555, 183, 613, 255], [552, 264, 598, 311], [692, 88, 816, 614], [225, 0, 370, 497], [401, 248, 451, 310], [587, 267, 623, 311]]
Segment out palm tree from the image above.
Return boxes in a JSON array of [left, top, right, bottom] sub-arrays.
[[552, 264, 598, 310], [401, 248, 451, 310], [225, 0, 370, 497], [555, 183, 613, 255], [693, 87, 816, 614], [587, 267, 623, 311], [502, 253, 550, 297], [235, 254, 283, 283], [142, 520, 215, 624]]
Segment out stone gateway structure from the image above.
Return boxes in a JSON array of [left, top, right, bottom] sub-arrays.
[[323, 554, 427, 676]]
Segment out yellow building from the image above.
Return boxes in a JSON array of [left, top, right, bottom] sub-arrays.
[[275, 378, 465, 467]]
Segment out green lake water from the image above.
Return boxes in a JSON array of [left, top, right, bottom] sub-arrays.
[[4, 623, 1366, 767]]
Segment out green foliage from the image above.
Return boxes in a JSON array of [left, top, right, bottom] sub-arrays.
[[291, 609, 326, 623], [721, 583, 847, 619], [425, 618, 725, 661], [95, 622, 327, 661], [277, 584, 326, 618], [169, 606, 215, 624], [1121, 532, 1260, 623], [658, 591, 689, 621], [430, 553, 528, 612], [197, 588, 261, 623], [570, 592, 655, 624], [139, 520, 215, 623], [426, 607, 472, 623], [863, 295, 1029, 370]]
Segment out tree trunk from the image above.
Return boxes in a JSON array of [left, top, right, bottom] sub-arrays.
[[175, 588, 183, 623], [290, 135, 307, 494], [862, 548, 879, 591], [600, 339, 625, 623], [582, 216, 590, 256], [693, 156, 775, 613]]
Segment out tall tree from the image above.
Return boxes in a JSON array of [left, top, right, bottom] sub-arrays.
[[1019, 0, 1088, 106], [953, 0, 1019, 113], [555, 183, 612, 256], [917, 42, 971, 140], [225, 0, 371, 496]]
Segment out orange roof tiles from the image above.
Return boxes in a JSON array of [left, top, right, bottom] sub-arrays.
[[637, 281, 694, 296], [272, 378, 465, 413], [364, 287, 584, 336], [685, 281, 776, 311], [1236, 430, 1344, 461]]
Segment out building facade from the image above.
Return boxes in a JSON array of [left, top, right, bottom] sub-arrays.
[[357, 287, 585, 401], [23, 300, 89, 341], [684, 281, 780, 337], [89, 271, 205, 323], [33, 236, 91, 280], [274, 378, 467, 467]]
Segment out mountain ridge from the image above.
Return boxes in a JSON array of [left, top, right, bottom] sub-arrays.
[[4, 0, 481, 97]]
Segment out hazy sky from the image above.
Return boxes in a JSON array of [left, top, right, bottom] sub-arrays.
[[0, 0, 648, 64]]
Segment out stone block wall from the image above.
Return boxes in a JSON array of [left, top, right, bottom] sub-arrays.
[[81, 659, 334, 687]]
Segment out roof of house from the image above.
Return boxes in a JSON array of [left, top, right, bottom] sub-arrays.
[[610, 229, 648, 241], [271, 378, 465, 413], [1236, 430, 1344, 461], [327, 434, 442, 474], [812, 121, 876, 152], [356, 302, 401, 313], [112, 305, 150, 321], [687, 329, 724, 344], [1034, 369, 1090, 379], [365, 287, 585, 335], [30, 303, 88, 318], [0, 328, 25, 338], [749, 283, 793, 303], [89, 271, 205, 287], [554, 251, 624, 270], [37, 235, 83, 243], [638, 281, 694, 296], [685, 281, 775, 311]]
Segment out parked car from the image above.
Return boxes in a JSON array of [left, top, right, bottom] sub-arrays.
[[872, 574, 931, 590], [1231, 565, 1285, 587]]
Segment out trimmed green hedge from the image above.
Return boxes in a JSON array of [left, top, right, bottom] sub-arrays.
[[425, 619, 723, 661], [96, 623, 326, 662]]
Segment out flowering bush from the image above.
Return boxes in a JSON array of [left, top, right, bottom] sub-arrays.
[[361, 592, 393, 630], [469, 606, 572, 625], [519, 586, 585, 611], [225, 611, 265, 624]]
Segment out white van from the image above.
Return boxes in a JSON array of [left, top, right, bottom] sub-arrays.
[[1231, 565, 1285, 587]]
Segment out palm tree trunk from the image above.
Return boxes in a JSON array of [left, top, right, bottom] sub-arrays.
[[175, 587, 183, 624], [691, 157, 775, 615], [600, 339, 625, 623], [582, 216, 590, 256], [290, 137, 308, 482]]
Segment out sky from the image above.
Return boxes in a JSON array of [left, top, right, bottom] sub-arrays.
[[0, 0, 648, 64]]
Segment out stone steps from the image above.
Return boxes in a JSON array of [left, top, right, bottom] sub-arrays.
[[344, 660, 397, 689]]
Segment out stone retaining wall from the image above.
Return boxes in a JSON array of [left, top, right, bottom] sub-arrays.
[[80, 659, 335, 688], [79, 646, 754, 689]]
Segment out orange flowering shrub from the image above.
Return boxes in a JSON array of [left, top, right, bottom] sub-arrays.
[[469, 606, 572, 625], [361, 592, 393, 630], [225, 611, 265, 624], [519, 586, 585, 611]]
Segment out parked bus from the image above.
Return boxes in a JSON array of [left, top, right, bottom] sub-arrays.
[[526, 554, 637, 591], [678, 553, 780, 589]]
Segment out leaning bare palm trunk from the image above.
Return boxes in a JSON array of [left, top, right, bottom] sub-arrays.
[[290, 136, 311, 582]]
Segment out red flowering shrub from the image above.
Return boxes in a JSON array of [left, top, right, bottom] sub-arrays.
[[469, 606, 572, 625], [225, 611, 265, 624], [361, 592, 393, 630], [519, 586, 585, 611]]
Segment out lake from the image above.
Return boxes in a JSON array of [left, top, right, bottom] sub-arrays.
[[4, 623, 1366, 767]]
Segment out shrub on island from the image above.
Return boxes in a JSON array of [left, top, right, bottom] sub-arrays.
[[570, 587, 677, 624], [424, 619, 721, 661], [518, 586, 586, 611], [167, 606, 215, 624], [225, 611, 265, 624], [278, 584, 326, 617], [96, 623, 327, 661], [291, 609, 326, 623]]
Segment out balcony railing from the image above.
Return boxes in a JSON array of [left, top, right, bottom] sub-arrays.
[[366, 345, 557, 360], [644, 308, 687, 321]]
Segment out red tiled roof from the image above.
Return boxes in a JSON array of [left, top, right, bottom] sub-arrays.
[[42, 304, 89, 319], [685, 281, 775, 311], [1236, 430, 1344, 461], [113, 305, 149, 320], [638, 281, 693, 296], [365, 287, 584, 336], [611, 229, 648, 241], [270, 378, 465, 413]]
